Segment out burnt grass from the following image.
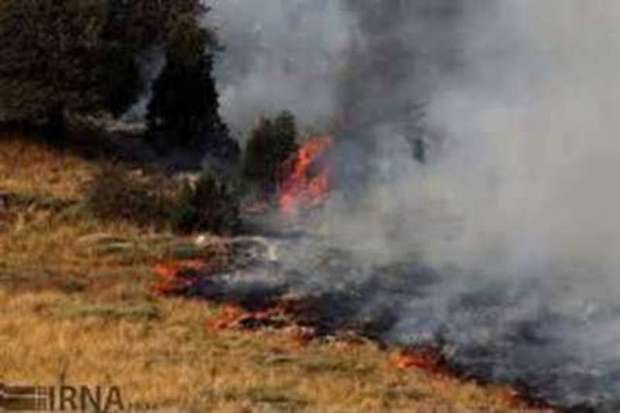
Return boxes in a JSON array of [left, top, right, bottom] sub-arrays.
[[154, 240, 568, 413]]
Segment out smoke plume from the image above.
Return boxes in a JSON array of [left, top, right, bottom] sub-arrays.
[[211, 0, 351, 135], [210, 1, 620, 409]]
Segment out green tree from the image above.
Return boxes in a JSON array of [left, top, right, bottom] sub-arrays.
[[146, 27, 223, 150], [0, 0, 107, 136], [146, 6, 239, 163], [0, 0, 213, 137], [243, 111, 299, 187], [101, 0, 214, 121]]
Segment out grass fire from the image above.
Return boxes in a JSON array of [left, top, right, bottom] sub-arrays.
[[1, 1, 619, 412]]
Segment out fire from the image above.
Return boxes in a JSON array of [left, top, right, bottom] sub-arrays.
[[390, 346, 449, 375], [279, 136, 333, 214], [152, 259, 217, 296]]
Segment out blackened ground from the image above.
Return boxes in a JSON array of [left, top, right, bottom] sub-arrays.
[[162, 227, 618, 413]]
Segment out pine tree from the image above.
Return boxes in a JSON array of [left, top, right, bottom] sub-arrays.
[[146, 9, 239, 163]]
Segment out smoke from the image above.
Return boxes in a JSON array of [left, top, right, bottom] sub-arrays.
[[331, 2, 620, 407], [211, 0, 352, 135], [421, 1, 620, 274], [210, 0, 620, 409], [121, 47, 167, 122], [428, 5, 620, 406], [416, 1, 620, 304], [211, 0, 461, 138]]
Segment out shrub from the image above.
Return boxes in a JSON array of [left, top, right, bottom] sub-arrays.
[[171, 173, 241, 235], [243, 111, 299, 189], [86, 166, 241, 235], [85, 166, 171, 228]]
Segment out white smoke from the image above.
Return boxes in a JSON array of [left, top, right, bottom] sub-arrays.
[[211, 0, 353, 136], [352, 2, 620, 407], [121, 47, 167, 122], [209, 1, 620, 408], [421, 1, 620, 289]]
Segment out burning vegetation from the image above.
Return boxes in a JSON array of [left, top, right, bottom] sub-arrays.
[[150, 237, 559, 412], [278, 136, 333, 215], [390, 346, 450, 375]]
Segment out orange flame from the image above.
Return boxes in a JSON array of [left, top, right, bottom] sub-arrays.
[[390, 347, 449, 375], [279, 136, 333, 214], [152, 259, 217, 296]]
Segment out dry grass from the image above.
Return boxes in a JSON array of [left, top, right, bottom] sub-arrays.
[[0, 291, 539, 413], [0, 135, 547, 413], [0, 134, 96, 200]]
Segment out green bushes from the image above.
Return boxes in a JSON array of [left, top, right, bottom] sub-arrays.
[[171, 174, 241, 235], [85, 166, 240, 235], [243, 111, 299, 189]]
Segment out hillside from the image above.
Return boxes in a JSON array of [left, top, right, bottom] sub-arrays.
[[0, 134, 550, 412]]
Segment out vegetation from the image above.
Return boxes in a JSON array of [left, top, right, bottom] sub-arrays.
[[84, 165, 172, 229], [104, 0, 211, 48], [171, 173, 241, 235], [0, 0, 233, 160], [0, 0, 108, 136], [145, 1, 239, 161], [146, 47, 238, 160], [0, 134, 540, 413], [0, 1, 548, 410], [85, 165, 240, 235], [243, 111, 299, 189]]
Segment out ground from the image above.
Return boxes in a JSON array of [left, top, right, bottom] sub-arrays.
[[0, 134, 549, 412]]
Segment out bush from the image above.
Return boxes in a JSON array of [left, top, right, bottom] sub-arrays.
[[86, 166, 241, 235], [85, 166, 171, 228], [171, 173, 241, 235], [243, 111, 298, 189]]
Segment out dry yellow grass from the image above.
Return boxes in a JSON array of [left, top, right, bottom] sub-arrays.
[[0, 290, 543, 413], [0, 135, 548, 413], [0, 134, 96, 200]]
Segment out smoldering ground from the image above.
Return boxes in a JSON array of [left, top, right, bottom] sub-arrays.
[[210, 1, 620, 410]]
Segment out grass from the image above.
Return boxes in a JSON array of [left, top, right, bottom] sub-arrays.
[[52, 301, 161, 321], [0, 134, 547, 412]]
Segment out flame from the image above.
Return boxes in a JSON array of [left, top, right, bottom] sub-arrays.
[[390, 346, 449, 374], [152, 259, 217, 296], [204, 299, 319, 345], [279, 136, 333, 214]]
